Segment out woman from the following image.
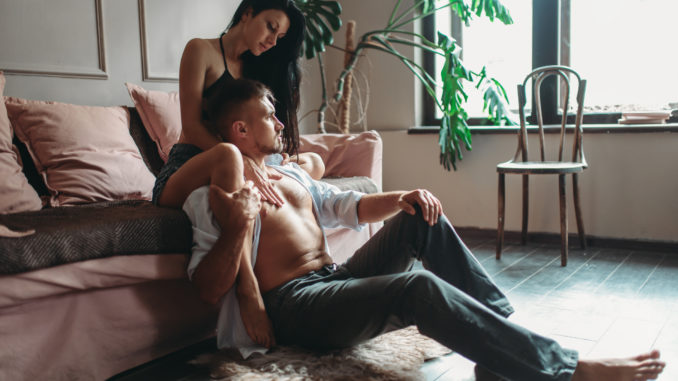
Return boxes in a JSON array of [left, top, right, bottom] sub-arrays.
[[153, 0, 322, 348]]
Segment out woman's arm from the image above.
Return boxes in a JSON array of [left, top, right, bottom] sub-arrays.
[[179, 38, 222, 151], [285, 152, 325, 180]]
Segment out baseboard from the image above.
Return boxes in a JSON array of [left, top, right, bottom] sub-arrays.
[[455, 227, 678, 253]]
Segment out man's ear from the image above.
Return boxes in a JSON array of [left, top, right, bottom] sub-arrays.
[[232, 120, 248, 137]]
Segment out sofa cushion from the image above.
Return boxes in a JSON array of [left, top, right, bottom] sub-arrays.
[[0, 200, 192, 275], [5, 97, 156, 206], [300, 131, 383, 190], [128, 107, 165, 176], [126, 83, 181, 163], [321, 176, 379, 194], [0, 72, 42, 214]]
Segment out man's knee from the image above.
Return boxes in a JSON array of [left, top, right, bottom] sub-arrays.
[[394, 204, 447, 230], [401, 270, 444, 300]]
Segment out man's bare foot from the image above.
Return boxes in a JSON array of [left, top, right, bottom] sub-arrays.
[[572, 350, 665, 381], [237, 286, 276, 348]]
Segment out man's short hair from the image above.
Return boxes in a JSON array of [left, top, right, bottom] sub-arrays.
[[205, 78, 275, 139]]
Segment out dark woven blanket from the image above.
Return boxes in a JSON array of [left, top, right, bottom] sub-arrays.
[[0, 200, 192, 275]]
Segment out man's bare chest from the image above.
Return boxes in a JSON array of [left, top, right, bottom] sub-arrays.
[[262, 172, 313, 213]]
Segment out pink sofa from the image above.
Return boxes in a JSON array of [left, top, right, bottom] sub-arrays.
[[0, 99, 383, 380]]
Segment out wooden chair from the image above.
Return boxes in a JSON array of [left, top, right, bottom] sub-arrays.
[[496, 66, 587, 266]]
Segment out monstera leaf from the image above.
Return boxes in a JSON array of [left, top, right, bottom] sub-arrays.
[[293, 0, 342, 59]]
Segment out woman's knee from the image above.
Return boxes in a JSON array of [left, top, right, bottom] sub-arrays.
[[209, 143, 242, 167], [205, 143, 245, 191]]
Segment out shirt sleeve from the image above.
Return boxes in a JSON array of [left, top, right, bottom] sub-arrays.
[[181, 186, 219, 280], [311, 178, 365, 230]]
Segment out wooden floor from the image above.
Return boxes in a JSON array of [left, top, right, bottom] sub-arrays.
[[420, 237, 678, 381], [112, 236, 678, 381]]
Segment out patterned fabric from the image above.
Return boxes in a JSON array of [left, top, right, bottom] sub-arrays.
[[151, 143, 203, 204], [0, 200, 192, 275]]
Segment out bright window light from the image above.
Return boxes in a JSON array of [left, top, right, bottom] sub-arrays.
[[571, 0, 678, 111]]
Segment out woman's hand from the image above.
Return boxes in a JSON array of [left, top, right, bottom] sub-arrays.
[[242, 156, 285, 207], [398, 189, 443, 226]]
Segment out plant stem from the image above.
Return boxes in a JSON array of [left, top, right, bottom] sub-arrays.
[[361, 29, 439, 50], [385, 36, 444, 56], [387, 0, 404, 26], [359, 43, 442, 110], [317, 53, 328, 133], [333, 45, 363, 101], [391, 2, 462, 31], [388, 0, 427, 27]]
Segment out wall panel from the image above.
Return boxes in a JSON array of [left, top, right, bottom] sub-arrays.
[[0, 0, 106, 79], [138, 0, 236, 81]]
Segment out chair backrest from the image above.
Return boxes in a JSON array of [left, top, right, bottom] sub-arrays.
[[514, 66, 587, 166]]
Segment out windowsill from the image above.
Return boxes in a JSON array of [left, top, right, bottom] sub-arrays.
[[408, 123, 678, 134]]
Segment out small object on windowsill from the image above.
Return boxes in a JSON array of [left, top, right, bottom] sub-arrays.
[[618, 111, 671, 124]]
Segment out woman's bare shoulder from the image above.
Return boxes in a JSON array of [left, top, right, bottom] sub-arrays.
[[185, 37, 220, 53]]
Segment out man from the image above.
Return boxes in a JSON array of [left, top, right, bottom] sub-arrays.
[[183, 78, 665, 381]]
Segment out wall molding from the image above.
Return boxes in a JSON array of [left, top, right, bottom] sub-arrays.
[[138, 0, 179, 83], [455, 227, 678, 254], [1, 0, 107, 79]]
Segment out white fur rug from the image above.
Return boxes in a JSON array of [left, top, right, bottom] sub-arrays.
[[190, 326, 451, 380]]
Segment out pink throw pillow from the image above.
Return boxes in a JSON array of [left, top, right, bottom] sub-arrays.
[[5, 97, 156, 206], [126, 83, 181, 162], [300, 131, 383, 188], [0, 72, 42, 213]]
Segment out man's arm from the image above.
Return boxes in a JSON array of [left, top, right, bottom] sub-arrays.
[[192, 225, 248, 304], [191, 184, 261, 305], [358, 189, 443, 226]]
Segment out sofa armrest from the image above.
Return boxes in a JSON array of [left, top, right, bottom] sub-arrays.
[[299, 131, 383, 191]]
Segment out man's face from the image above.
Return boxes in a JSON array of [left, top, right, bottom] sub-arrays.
[[245, 95, 284, 155]]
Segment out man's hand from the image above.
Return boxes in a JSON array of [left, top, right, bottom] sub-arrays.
[[242, 156, 284, 207], [398, 189, 443, 226], [208, 182, 262, 232]]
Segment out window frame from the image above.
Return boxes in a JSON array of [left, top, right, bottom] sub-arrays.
[[421, 0, 674, 127]]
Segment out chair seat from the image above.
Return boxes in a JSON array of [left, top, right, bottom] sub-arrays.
[[497, 161, 586, 174]]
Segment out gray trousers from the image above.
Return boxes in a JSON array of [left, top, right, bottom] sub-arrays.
[[262, 209, 578, 381]]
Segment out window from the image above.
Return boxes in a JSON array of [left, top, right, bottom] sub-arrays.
[[424, 0, 678, 125]]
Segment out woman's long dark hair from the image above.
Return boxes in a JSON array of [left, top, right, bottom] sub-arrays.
[[228, 0, 304, 155]]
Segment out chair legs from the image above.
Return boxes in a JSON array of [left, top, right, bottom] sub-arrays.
[[497, 172, 583, 266], [521, 175, 529, 245], [558, 174, 568, 266], [496, 173, 505, 259], [572, 173, 587, 249]]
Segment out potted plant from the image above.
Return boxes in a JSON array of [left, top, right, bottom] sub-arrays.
[[294, 0, 516, 170]]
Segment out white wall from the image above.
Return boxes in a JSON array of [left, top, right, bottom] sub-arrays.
[[2, 0, 676, 242], [381, 131, 678, 242], [312, 0, 678, 243]]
